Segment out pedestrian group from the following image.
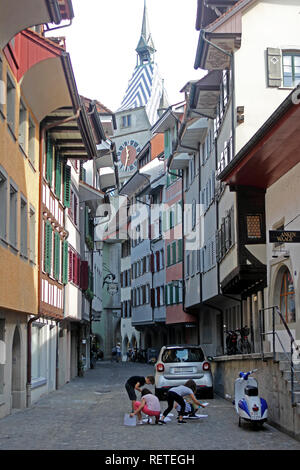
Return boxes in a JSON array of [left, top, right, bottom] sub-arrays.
[[125, 375, 206, 425]]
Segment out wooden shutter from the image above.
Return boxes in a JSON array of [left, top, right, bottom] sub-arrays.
[[150, 253, 154, 273], [54, 231, 60, 280], [62, 240, 68, 284], [63, 164, 71, 207], [46, 136, 53, 185], [44, 222, 52, 274], [178, 239, 183, 262], [55, 151, 61, 198], [68, 250, 73, 282], [151, 288, 155, 308], [167, 244, 171, 266], [80, 261, 89, 290], [156, 251, 160, 271], [267, 48, 282, 87], [172, 241, 177, 265], [157, 287, 160, 307]]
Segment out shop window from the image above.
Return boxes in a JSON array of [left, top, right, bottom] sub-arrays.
[[280, 268, 296, 323]]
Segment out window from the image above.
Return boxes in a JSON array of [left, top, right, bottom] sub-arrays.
[[20, 196, 28, 257], [246, 215, 262, 240], [19, 100, 27, 153], [283, 53, 300, 88], [9, 182, 18, 248], [121, 114, 131, 128], [7, 73, 16, 133], [0, 168, 8, 240], [28, 117, 36, 167], [280, 269, 296, 323], [29, 207, 35, 263]]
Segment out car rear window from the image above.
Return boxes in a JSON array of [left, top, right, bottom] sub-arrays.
[[162, 348, 204, 363]]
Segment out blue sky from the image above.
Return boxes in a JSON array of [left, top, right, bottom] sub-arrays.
[[48, 0, 205, 112]]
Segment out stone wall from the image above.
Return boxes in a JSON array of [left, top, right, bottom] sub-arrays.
[[211, 353, 300, 441]]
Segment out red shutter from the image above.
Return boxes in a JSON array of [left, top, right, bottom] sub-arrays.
[[80, 261, 89, 290], [151, 288, 155, 308], [156, 251, 160, 271], [150, 253, 154, 273], [77, 257, 80, 287], [68, 250, 73, 282], [73, 252, 77, 284], [157, 287, 160, 307]]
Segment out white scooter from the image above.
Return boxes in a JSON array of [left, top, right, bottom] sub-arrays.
[[234, 369, 268, 428]]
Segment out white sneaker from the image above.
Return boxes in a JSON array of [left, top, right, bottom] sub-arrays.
[[137, 420, 143, 425]]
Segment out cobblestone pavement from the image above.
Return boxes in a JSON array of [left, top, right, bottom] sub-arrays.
[[0, 361, 300, 451]]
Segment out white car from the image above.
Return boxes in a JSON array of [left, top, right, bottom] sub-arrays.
[[154, 345, 214, 400]]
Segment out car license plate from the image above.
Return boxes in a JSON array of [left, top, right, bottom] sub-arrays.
[[174, 368, 193, 374], [250, 412, 260, 420]]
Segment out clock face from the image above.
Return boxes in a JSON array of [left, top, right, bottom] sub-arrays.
[[117, 139, 141, 172]]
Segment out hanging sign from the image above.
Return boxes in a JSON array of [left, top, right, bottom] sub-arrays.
[[269, 230, 300, 243]]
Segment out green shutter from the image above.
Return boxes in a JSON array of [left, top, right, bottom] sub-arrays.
[[172, 241, 177, 265], [63, 164, 71, 207], [62, 240, 68, 284], [55, 151, 62, 198], [169, 284, 173, 305], [165, 286, 168, 305], [44, 222, 52, 274], [178, 239, 183, 262], [53, 231, 60, 280], [175, 285, 180, 304], [46, 137, 53, 185], [167, 244, 171, 266]]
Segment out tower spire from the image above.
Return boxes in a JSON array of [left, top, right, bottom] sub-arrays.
[[136, 0, 156, 65]]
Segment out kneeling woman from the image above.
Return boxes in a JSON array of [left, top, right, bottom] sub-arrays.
[[159, 380, 206, 425], [130, 389, 161, 425]]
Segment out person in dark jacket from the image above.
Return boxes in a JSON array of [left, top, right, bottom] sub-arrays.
[[125, 375, 155, 412]]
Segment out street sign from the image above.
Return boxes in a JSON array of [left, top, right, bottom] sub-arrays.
[[269, 230, 300, 243]]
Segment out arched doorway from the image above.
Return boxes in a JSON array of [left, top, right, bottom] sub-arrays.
[[280, 268, 296, 323], [11, 326, 22, 409]]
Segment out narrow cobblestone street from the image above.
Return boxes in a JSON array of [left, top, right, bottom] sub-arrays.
[[0, 361, 300, 451]]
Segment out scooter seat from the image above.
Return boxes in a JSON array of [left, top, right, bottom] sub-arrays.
[[245, 385, 258, 397]]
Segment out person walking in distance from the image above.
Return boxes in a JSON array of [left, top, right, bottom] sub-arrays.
[[158, 380, 206, 425], [125, 375, 155, 412]]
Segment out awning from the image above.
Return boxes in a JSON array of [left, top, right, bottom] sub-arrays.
[[79, 180, 104, 203], [151, 103, 185, 134], [18, 30, 80, 122], [118, 171, 149, 197], [179, 117, 208, 151], [99, 167, 116, 191], [189, 70, 223, 119], [169, 153, 192, 171], [195, 31, 241, 70], [218, 89, 300, 189], [0, 0, 74, 49]]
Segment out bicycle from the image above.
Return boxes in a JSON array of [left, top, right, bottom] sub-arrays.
[[237, 326, 251, 354]]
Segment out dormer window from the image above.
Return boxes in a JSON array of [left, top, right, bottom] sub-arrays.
[[121, 114, 131, 128]]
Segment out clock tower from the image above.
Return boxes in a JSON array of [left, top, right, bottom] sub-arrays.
[[113, 0, 168, 187]]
